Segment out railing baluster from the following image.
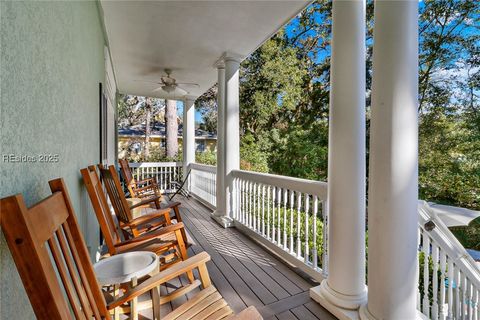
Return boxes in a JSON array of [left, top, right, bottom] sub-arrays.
[[440, 249, 447, 320], [304, 193, 309, 264], [289, 190, 294, 254], [432, 243, 439, 320], [267, 185, 271, 240], [423, 234, 430, 317], [474, 288, 479, 320], [277, 187, 281, 246], [296, 192, 302, 258], [246, 181, 251, 228], [283, 188, 287, 250], [257, 183, 261, 232], [463, 272, 468, 319], [236, 178, 240, 221], [455, 267, 461, 318], [252, 183, 258, 231], [469, 281, 473, 320], [272, 186, 276, 243], [258, 184, 262, 233], [242, 180, 247, 225], [313, 196, 318, 270], [322, 200, 328, 277], [261, 185, 266, 237], [418, 228, 422, 311], [448, 258, 454, 319]]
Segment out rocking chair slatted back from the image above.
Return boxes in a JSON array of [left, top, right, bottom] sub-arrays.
[[81, 166, 122, 255], [119, 158, 134, 188], [0, 179, 109, 320], [98, 164, 132, 224]]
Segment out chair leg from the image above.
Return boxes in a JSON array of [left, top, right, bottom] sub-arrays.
[[173, 206, 188, 244], [151, 286, 161, 320], [174, 230, 194, 283]]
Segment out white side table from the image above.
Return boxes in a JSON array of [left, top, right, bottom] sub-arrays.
[[94, 251, 158, 320]]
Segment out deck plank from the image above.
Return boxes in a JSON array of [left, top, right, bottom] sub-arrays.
[[276, 310, 299, 320], [290, 305, 320, 320], [183, 201, 283, 304]]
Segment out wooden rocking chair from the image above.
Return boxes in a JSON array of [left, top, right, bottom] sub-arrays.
[[0, 179, 262, 320], [97, 164, 187, 243], [119, 158, 162, 199], [81, 168, 190, 271]]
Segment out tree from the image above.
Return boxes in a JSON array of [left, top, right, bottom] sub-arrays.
[[197, 85, 218, 133], [165, 99, 178, 158], [143, 97, 153, 158], [117, 94, 165, 161]]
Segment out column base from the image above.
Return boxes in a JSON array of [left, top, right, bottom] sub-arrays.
[[358, 305, 429, 320], [211, 212, 234, 228], [310, 281, 367, 320]]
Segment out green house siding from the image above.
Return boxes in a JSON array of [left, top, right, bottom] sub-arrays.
[[0, 1, 106, 318]]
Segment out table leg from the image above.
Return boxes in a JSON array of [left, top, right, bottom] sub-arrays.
[[131, 277, 138, 320], [114, 284, 120, 320]]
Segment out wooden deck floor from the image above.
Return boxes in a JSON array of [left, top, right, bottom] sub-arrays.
[[156, 196, 336, 320]]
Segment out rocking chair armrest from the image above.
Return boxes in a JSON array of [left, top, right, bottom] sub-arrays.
[[132, 184, 157, 194], [107, 252, 211, 310], [114, 222, 185, 247], [122, 209, 171, 228], [162, 201, 181, 210], [129, 196, 162, 209]]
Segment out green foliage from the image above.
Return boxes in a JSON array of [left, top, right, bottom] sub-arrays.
[[240, 133, 270, 173], [196, 150, 217, 166], [269, 122, 329, 180]]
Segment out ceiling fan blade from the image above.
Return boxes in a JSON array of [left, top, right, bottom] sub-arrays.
[[134, 80, 163, 85], [176, 82, 199, 87], [152, 86, 164, 92], [175, 86, 189, 95]]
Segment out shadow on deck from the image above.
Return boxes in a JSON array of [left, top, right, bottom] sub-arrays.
[[156, 196, 336, 320]]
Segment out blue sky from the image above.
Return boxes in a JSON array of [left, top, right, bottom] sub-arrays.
[[176, 101, 203, 124]]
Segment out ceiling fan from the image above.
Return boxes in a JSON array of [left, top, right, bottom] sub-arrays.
[[138, 69, 199, 95]]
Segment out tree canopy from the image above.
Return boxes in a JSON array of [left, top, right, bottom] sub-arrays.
[[197, 0, 479, 218]]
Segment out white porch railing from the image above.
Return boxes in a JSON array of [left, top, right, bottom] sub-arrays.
[[129, 162, 183, 193], [231, 169, 329, 282], [188, 163, 217, 209], [418, 201, 480, 320], [129, 162, 480, 319]]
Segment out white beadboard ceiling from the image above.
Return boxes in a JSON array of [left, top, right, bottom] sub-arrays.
[[100, 0, 310, 100]]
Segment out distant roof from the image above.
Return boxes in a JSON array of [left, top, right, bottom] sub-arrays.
[[119, 123, 216, 139]]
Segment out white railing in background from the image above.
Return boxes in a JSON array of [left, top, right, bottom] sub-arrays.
[[188, 163, 217, 209], [231, 170, 329, 282], [418, 201, 480, 320], [128, 162, 480, 319], [129, 162, 183, 193]]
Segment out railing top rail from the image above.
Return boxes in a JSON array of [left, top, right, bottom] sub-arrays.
[[419, 200, 480, 288], [232, 169, 328, 200], [188, 163, 217, 173], [129, 162, 183, 168]]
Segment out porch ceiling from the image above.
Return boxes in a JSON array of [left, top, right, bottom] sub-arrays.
[[100, 0, 310, 100]]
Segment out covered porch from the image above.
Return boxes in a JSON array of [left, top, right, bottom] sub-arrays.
[[3, 0, 478, 319], [105, 1, 422, 319]]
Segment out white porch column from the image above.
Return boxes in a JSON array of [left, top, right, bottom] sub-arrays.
[[183, 96, 196, 183], [310, 0, 367, 318], [212, 53, 240, 228], [213, 63, 227, 220], [359, 1, 419, 320]]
